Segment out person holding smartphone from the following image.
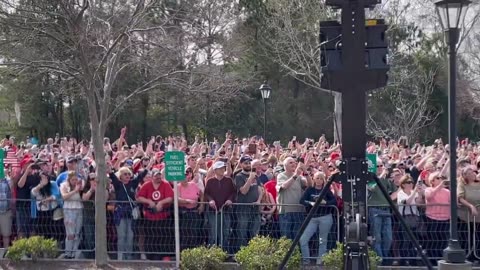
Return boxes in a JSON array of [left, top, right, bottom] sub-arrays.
[[276, 157, 308, 240], [424, 172, 450, 265], [234, 156, 262, 249]]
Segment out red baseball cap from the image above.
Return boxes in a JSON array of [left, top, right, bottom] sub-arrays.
[[153, 163, 164, 170], [330, 152, 340, 161], [20, 156, 34, 169]]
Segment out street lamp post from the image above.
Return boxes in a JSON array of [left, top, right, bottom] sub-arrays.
[[259, 82, 271, 141], [434, 0, 471, 268]]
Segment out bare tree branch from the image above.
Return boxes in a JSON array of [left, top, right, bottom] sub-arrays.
[[367, 61, 441, 141]]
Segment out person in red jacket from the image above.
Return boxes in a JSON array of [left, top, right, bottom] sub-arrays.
[[137, 169, 173, 261], [264, 165, 284, 203]]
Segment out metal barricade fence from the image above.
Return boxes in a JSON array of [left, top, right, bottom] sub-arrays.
[[10, 198, 95, 259], [8, 198, 211, 261], [367, 203, 473, 265], [9, 197, 477, 264], [104, 200, 210, 261], [471, 205, 480, 260], [219, 203, 341, 260]]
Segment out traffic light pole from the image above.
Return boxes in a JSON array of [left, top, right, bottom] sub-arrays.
[[278, 0, 434, 269]]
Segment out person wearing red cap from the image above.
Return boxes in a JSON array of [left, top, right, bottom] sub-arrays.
[[329, 152, 340, 162]]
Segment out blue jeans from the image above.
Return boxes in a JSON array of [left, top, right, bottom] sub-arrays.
[[236, 206, 261, 247], [64, 208, 83, 257], [369, 207, 393, 259], [279, 212, 305, 240], [16, 203, 32, 237], [116, 218, 134, 260], [207, 209, 231, 248], [82, 211, 95, 259], [300, 214, 333, 262]]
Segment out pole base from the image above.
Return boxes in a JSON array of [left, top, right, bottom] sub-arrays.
[[443, 240, 466, 263], [438, 260, 472, 270]]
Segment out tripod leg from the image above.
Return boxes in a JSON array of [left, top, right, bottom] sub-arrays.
[[344, 242, 370, 270], [373, 177, 433, 270], [278, 177, 335, 270]]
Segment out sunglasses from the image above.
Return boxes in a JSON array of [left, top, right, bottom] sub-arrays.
[[377, 165, 384, 168], [405, 181, 413, 184]]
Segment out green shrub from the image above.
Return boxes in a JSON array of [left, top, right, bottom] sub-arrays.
[[181, 246, 227, 270], [322, 242, 382, 270], [235, 236, 301, 270], [6, 236, 58, 262]]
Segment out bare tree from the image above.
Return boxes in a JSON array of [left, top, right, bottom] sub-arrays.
[[0, 0, 188, 265], [252, 0, 344, 141], [172, 0, 257, 135], [367, 63, 441, 141]]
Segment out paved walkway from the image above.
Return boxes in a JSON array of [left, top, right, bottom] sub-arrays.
[[1, 260, 480, 270], [0, 261, 176, 270]]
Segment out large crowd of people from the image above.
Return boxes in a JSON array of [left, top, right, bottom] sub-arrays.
[[1, 130, 480, 266]]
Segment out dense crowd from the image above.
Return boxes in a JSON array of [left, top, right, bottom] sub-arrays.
[[1, 130, 480, 266]]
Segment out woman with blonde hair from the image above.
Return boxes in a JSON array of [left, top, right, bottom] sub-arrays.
[[109, 165, 148, 260], [60, 171, 83, 259], [424, 171, 450, 265], [299, 172, 336, 265], [457, 166, 480, 262]]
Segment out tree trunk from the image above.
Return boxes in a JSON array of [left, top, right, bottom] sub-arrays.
[[92, 127, 108, 266], [69, 98, 77, 139], [85, 86, 108, 267], [59, 95, 64, 136], [141, 94, 149, 142], [182, 123, 188, 141], [333, 92, 342, 144]]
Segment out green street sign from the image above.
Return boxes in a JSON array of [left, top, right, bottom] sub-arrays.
[[366, 153, 377, 174], [0, 149, 4, 179], [164, 151, 185, 181]]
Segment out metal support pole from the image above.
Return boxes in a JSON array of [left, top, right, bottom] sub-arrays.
[[278, 176, 335, 270], [263, 98, 267, 142], [442, 27, 466, 264], [373, 175, 433, 269]]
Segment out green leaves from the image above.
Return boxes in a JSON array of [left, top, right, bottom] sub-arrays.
[[181, 246, 227, 270], [6, 236, 59, 262], [322, 242, 382, 270], [235, 236, 301, 270]]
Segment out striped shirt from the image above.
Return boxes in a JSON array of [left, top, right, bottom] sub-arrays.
[[4, 148, 20, 172]]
